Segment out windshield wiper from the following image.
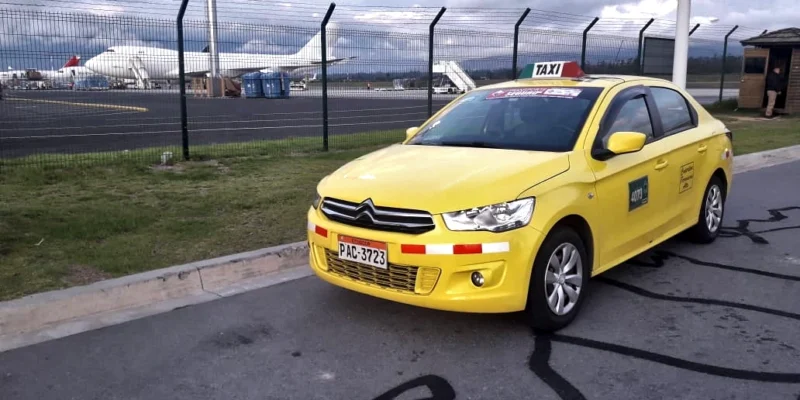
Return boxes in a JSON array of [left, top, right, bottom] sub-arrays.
[[435, 140, 501, 148]]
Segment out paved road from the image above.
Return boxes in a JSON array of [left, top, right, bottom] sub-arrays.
[[0, 87, 737, 159], [1, 160, 798, 400]]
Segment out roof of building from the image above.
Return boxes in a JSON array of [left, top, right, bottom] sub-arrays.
[[741, 28, 800, 46]]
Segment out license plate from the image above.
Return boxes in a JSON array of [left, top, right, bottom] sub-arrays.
[[338, 235, 388, 269]]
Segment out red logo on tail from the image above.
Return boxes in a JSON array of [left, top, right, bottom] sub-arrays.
[[62, 56, 81, 68]]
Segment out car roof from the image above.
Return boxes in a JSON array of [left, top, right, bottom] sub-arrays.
[[476, 75, 673, 90]]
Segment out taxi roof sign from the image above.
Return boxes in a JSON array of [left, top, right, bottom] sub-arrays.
[[518, 61, 585, 79]]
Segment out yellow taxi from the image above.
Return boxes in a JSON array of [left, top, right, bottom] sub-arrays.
[[307, 61, 733, 331]]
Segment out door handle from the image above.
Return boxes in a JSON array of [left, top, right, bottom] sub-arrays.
[[697, 144, 708, 153], [655, 159, 669, 170]]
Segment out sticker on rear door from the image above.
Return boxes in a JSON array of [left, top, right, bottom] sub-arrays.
[[680, 162, 694, 194], [629, 176, 649, 211]]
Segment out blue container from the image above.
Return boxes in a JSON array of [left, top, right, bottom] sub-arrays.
[[281, 73, 291, 98], [242, 72, 264, 98], [73, 75, 109, 91], [261, 72, 290, 99]]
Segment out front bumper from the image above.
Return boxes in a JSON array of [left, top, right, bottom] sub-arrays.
[[307, 207, 545, 313]]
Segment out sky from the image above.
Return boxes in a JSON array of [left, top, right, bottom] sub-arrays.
[[0, 0, 794, 71], [426, 0, 799, 31]]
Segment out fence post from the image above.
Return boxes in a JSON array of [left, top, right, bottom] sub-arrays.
[[428, 7, 446, 118], [176, 0, 190, 160], [719, 25, 738, 103], [636, 18, 654, 75], [512, 8, 531, 79], [689, 23, 700, 36], [321, 2, 335, 151], [581, 17, 599, 70]]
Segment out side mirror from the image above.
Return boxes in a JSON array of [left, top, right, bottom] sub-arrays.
[[592, 131, 647, 161], [405, 126, 419, 141]]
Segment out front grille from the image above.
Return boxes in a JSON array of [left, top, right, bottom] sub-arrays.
[[325, 249, 440, 294], [321, 197, 435, 234]]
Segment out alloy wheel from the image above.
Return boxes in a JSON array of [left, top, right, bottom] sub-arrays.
[[705, 185, 723, 233], [544, 243, 583, 316]]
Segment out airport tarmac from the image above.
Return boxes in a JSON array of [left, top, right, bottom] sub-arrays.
[[0, 87, 739, 158], [0, 90, 451, 158]]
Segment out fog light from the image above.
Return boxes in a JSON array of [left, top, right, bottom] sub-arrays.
[[471, 271, 485, 287]]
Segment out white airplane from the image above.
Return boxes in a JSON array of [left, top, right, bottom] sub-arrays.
[[0, 56, 95, 86], [40, 56, 95, 82], [84, 24, 353, 81], [0, 66, 43, 83]]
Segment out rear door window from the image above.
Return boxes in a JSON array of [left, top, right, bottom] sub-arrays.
[[650, 87, 695, 135]]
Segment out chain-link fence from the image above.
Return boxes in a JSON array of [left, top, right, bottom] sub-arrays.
[[0, 2, 767, 168]]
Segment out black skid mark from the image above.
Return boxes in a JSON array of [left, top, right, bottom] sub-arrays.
[[626, 250, 800, 281], [529, 334, 587, 400], [596, 277, 800, 321], [624, 250, 670, 268], [371, 374, 456, 400], [550, 334, 800, 384], [719, 206, 800, 244]]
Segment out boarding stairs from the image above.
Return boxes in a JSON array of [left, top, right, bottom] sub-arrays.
[[432, 60, 477, 93], [128, 56, 151, 89]]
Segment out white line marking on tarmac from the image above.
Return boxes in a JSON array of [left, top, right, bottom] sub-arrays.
[[6, 97, 148, 112]]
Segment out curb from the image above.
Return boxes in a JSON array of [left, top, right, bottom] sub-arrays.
[[0, 241, 311, 352], [732, 144, 800, 174], [1, 144, 798, 353]]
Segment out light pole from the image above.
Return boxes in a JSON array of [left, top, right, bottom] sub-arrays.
[[671, 0, 691, 89], [206, 0, 222, 97]]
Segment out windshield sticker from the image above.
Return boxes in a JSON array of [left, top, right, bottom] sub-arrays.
[[485, 87, 583, 100], [543, 88, 583, 97]]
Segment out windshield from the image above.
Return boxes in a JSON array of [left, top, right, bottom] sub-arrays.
[[407, 86, 603, 152]]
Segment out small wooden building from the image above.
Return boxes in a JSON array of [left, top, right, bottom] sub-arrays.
[[738, 28, 800, 114]]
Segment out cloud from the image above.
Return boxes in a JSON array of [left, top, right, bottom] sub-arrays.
[[599, 0, 676, 19]]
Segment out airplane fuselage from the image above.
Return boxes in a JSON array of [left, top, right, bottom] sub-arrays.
[[41, 66, 94, 81], [85, 46, 330, 80], [0, 69, 41, 82]]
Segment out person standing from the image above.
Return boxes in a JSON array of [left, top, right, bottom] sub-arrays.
[[765, 66, 785, 118]]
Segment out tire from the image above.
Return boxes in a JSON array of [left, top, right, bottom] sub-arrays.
[[524, 226, 591, 332], [686, 175, 726, 244]]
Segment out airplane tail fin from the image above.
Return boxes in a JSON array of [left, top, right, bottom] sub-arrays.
[[295, 22, 339, 62], [63, 55, 80, 68]]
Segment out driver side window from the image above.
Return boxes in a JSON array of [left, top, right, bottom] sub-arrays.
[[602, 97, 654, 147]]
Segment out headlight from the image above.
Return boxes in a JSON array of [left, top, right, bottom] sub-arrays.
[[312, 192, 322, 209], [442, 197, 534, 232]]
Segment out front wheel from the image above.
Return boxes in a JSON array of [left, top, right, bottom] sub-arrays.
[[524, 226, 590, 332], [686, 176, 725, 243]]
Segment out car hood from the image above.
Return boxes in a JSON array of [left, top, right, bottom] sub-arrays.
[[317, 144, 570, 214]]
